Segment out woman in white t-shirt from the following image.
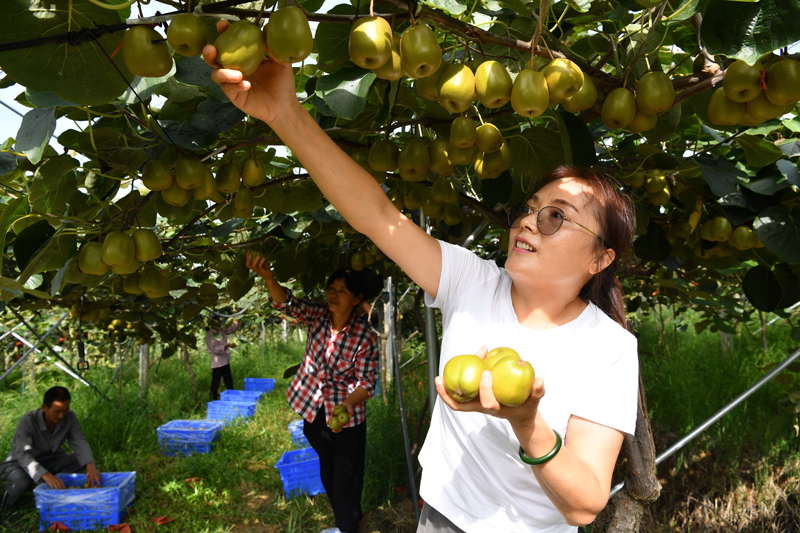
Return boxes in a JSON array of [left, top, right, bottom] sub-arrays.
[[204, 28, 638, 533]]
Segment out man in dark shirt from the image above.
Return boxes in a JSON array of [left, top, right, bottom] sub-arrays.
[[0, 386, 100, 510]]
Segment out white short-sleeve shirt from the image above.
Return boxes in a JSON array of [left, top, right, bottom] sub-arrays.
[[418, 240, 639, 533]]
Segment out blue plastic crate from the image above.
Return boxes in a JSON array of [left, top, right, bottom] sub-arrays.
[[221, 389, 264, 403], [207, 400, 256, 424], [34, 472, 135, 531], [244, 378, 275, 393], [157, 419, 224, 456], [274, 448, 325, 499], [288, 419, 309, 448]]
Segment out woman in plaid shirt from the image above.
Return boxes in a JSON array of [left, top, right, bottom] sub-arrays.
[[246, 252, 379, 533]]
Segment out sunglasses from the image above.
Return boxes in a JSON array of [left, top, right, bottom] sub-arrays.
[[507, 203, 602, 240]]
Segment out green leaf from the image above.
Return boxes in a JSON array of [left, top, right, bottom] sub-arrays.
[[30, 154, 79, 214], [0, 75, 16, 89], [713, 315, 737, 334], [743, 164, 790, 194], [425, 0, 468, 14], [15, 107, 55, 165], [315, 5, 355, 71], [745, 118, 783, 136], [499, 0, 536, 17], [742, 265, 782, 311], [509, 127, 567, 176], [0, 197, 28, 273], [736, 134, 783, 167], [633, 221, 672, 262], [316, 67, 377, 121], [665, 0, 701, 23], [0, 276, 49, 301], [775, 264, 800, 310], [699, 158, 749, 196], [0, 153, 22, 177], [643, 105, 682, 143], [776, 160, 799, 187], [777, 139, 800, 158], [98, 147, 149, 175], [555, 112, 572, 166], [256, 185, 289, 214], [0, 0, 132, 105], [701, 0, 800, 66], [25, 91, 75, 108], [284, 182, 324, 213], [119, 67, 177, 105], [783, 117, 800, 132], [566, 0, 592, 13], [51, 257, 73, 297], [155, 77, 201, 104], [160, 102, 245, 150], [556, 110, 596, 167], [174, 56, 229, 102], [753, 206, 800, 264], [479, 171, 513, 207], [13, 220, 54, 275]]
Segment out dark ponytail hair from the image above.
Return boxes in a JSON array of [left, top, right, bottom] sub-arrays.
[[536, 166, 636, 327]]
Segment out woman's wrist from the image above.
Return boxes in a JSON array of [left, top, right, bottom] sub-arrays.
[[267, 98, 306, 139], [511, 413, 557, 459]]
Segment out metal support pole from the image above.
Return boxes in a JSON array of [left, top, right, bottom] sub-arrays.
[[8, 307, 99, 393], [388, 276, 421, 523], [139, 344, 150, 398], [0, 312, 69, 385], [419, 213, 441, 415], [610, 346, 800, 497], [424, 305, 439, 415], [11, 332, 88, 387]]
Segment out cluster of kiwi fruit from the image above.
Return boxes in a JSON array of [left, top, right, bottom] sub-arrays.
[[707, 58, 800, 127], [142, 152, 267, 220]]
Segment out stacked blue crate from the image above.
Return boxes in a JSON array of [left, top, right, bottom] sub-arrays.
[[220, 389, 264, 403], [288, 419, 309, 448], [156, 420, 224, 456], [244, 378, 275, 393], [207, 399, 257, 424], [274, 448, 325, 499]]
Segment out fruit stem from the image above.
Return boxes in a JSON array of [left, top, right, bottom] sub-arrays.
[[256, 0, 270, 26], [370, 0, 374, 17], [85, 106, 99, 157], [530, 0, 551, 63], [472, 106, 484, 125]]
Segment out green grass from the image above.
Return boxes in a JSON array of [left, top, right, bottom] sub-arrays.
[[637, 309, 799, 466], [0, 336, 429, 532], [634, 309, 800, 532]]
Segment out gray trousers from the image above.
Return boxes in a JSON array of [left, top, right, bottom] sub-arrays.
[[0, 453, 82, 510], [417, 504, 466, 533]]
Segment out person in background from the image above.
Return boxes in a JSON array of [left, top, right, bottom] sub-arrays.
[[0, 386, 101, 511], [206, 317, 242, 401], [246, 253, 379, 533]]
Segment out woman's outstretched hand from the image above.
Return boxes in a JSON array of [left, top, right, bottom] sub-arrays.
[[434, 346, 545, 429], [246, 251, 274, 281], [202, 20, 298, 124]]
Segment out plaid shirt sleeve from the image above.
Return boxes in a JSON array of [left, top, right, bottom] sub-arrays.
[[352, 329, 380, 397], [270, 288, 327, 325]]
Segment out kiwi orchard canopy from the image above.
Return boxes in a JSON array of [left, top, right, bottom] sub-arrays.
[[0, 0, 799, 526]]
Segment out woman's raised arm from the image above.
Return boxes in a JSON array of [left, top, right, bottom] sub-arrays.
[[203, 23, 442, 298]]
